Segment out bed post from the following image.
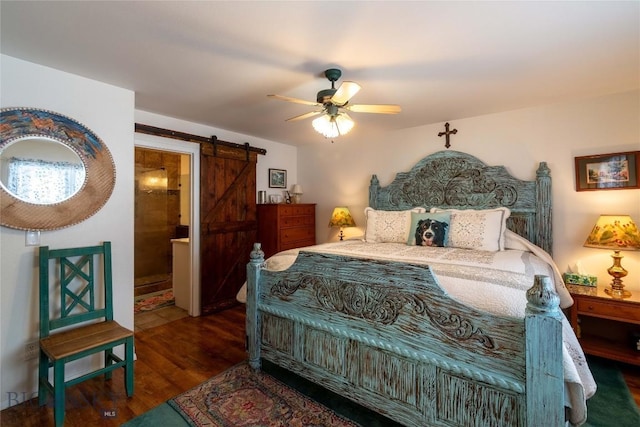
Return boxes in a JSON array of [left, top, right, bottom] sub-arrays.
[[369, 175, 380, 209], [246, 243, 264, 370], [535, 161, 552, 255], [525, 275, 563, 427]]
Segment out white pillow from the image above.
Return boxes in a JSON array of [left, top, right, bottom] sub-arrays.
[[504, 229, 531, 251], [430, 207, 511, 251], [364, 207, 426, 243]]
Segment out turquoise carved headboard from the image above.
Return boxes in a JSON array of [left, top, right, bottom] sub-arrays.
[[369, 150, 552, 255]]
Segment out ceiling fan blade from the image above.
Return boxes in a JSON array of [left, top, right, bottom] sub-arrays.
[[267, 94, 319, 106], [344, 104, 402, 114], [285, 111, 322, 122], [330, 81, 361, 105]]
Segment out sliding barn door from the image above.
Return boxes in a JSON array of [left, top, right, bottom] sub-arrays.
[[200, 141, 258, 314]]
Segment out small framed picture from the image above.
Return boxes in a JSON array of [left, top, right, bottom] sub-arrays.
[[575, 151, 639, 191], [268, 168, 287, 188]]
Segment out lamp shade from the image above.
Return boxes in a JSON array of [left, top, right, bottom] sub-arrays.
[[584, 215, 640, 250], [312, 114, 354, 138], [291, 184, 303, 194], [328, 206, 356, 228]]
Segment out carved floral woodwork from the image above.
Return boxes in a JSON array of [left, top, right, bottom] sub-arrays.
[[271, 273, 495, 350]]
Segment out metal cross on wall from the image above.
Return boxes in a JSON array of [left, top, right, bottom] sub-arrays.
[[438, 122, 458, 149]]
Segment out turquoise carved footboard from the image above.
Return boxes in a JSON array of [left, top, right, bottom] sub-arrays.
[[246, 248, 564, 427]]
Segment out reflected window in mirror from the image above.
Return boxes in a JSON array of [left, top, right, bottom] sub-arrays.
[[5, 157, 85, 204], [0, 136, 86, 205]]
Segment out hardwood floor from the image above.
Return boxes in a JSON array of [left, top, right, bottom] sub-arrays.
[[1, 304, 639, 426], [134, 305, 189, 332], [0, 305, 246, 427]]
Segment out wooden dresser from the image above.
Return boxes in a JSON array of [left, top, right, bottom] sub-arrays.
[[567, 284, 640, 365], [257, 203, 316, 258]]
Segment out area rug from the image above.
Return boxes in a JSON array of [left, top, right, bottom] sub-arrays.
[[585, 356, 640, 427], [134, 289, 175, 314], [169, 362, 360, 427], [123, 358, 638, 427]]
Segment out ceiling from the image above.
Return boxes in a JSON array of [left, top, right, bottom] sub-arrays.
[[1, 1, 638, 147]]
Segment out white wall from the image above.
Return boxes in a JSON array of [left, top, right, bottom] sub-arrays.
[[0, 55, 135, 409], [135, 111, 298, 201], [299, 90, 640, 292], [0, 57, 298, 410]]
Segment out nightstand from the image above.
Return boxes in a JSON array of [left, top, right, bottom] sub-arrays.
[[567, 284, 640, 366]]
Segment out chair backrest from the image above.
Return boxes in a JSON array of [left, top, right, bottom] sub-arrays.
[[39, 242, 113, 338]]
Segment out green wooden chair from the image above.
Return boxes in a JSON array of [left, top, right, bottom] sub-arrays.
[[38, 241, 134, 426]]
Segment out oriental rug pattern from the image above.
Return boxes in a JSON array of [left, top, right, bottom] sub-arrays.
[[134, 289, 174, 314], [168, 362, 361, 427]]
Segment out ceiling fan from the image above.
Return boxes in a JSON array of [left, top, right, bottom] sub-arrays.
[[268, 68, 401, 138]]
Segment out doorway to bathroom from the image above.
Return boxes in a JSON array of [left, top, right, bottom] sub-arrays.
[[134, 134, 201, 318], [134, 147, 187, 295]]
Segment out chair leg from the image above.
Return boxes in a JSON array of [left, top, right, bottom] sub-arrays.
[[104, 348, 113, 380], [38, 348, 49, 406], [125, 338, 134, 397], [53, 360, 65, 427]]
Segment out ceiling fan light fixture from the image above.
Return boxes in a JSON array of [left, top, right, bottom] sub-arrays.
[[312, 113, 354, 138], [269, 68, 399, 137]]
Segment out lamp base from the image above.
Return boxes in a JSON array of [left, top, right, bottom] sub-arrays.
[[605, 250, 631, 299], [604, 287, 631, 299]]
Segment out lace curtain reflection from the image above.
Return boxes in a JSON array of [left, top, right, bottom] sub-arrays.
[[6, 157, 84, 204]]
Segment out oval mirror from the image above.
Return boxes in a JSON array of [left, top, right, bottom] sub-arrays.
[[0, 136, 86, 204], [0, 108, 115, 231]]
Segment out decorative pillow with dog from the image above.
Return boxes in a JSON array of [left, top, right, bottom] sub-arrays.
[[430, 207, 511, 251], [406, 212, 451, 247], [364, 207, 426, 243]]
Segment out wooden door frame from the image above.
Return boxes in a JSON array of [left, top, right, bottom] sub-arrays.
[[134, 134, 201, 316]]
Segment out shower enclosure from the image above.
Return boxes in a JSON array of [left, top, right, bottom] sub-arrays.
[[134, 148, 185, 297]]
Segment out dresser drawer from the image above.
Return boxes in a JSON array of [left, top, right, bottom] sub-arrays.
[[280, 227, 315, 245], [281, 215, 314, 227], [279, 205, 315, 216], [577, 298, 640, 323]]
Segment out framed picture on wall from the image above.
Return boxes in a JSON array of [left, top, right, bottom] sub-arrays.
[[268, 168, 287, 188], [574, 151, 640, 191]]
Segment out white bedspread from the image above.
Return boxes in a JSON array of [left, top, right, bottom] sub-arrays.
[[238, 231, 596, 426]]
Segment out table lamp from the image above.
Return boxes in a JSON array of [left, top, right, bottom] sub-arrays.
[[328, 206, 356, 241], [584, 214, 640, 298], [290, 184, 303, 204]]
